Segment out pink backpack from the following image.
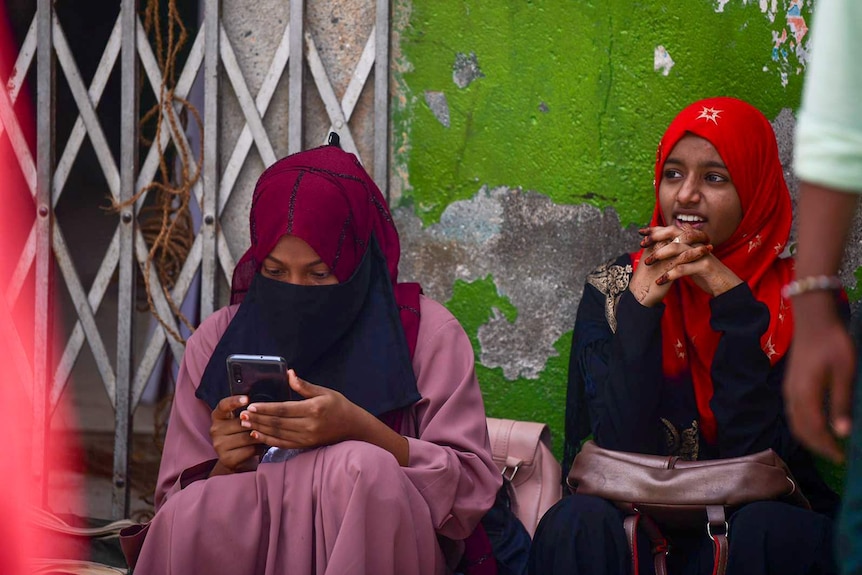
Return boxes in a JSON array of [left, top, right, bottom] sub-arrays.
[[486, 418, 563, 537]]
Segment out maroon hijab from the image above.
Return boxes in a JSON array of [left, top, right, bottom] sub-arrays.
[[231, 144, 422, 357]]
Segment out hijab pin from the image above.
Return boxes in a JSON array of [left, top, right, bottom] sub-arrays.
[[328, 132, 342, 148]]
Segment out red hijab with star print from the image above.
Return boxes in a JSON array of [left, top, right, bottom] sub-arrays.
[[632, 97, 794, 445]]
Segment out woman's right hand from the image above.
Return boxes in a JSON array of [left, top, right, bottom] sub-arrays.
[[209, 395, 263, 476]]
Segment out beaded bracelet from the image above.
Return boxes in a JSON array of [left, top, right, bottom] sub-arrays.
[[781, 275, 843, 299]]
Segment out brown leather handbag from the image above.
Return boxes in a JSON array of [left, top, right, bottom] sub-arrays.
[[566, 440, 810, 575], [486, 417, 563, 538]]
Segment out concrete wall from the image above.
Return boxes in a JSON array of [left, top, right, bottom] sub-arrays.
[[389, 0, 862, 453]]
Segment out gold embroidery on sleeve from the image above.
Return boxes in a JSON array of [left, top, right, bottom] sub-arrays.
[[586, 262, 633, 333]]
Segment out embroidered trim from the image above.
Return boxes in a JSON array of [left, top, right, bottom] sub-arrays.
[[286, 171, 304, 234], [398, 304, 420, 316], [332, 214, 351, 273], [586, 261, 633, 333]]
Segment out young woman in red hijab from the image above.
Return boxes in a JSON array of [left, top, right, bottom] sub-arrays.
[[120, 143, 502, 575], [530, 97, 839, 575]]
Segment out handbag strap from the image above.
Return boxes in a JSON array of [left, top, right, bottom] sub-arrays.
[[621, 508, 729, 575], [707, 506, 729, 575], [622, 514, 668, 575]]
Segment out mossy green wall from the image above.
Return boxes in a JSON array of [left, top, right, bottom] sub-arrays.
[[390, 0, 862, 457]]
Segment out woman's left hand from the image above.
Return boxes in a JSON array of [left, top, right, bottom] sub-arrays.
[[642, 225, 743, 297], [239, 370, 363, 449]]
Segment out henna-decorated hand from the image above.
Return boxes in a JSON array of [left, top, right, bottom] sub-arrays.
[[630, 224, 741, 306]]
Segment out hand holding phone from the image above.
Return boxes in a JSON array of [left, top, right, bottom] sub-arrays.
[[209, 394, 264, 475]]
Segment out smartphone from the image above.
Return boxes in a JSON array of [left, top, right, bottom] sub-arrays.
[[226, 354, 295, 404]]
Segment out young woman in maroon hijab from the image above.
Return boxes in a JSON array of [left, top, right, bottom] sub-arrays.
[[121, 144, 501, 575], [530, 97, 838, 575]]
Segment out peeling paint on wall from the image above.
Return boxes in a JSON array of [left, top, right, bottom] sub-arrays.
[[445, 274, 572, 455], [714, 0, 812, 88], [654, 45, 675, 76], [396, 185, 638, 381], [397, 194, 597, 437], [423, 91, 450, 127], [453, 51, 485, 89]]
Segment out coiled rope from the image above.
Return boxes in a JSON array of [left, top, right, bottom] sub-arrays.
[[114, 0, 202, 345]]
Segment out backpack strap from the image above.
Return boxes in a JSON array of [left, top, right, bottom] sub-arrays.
[[623, 514, 668, 575]]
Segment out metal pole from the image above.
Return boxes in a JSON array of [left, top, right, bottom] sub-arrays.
[[114, 0, 138, 519], [201, 0, 219, 320], [288, 0, 304, 154], [374, 0, 390, 201], [33, 0, 54, 508]]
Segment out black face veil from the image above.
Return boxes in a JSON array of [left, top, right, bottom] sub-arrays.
[[197, 236, 420, 418]]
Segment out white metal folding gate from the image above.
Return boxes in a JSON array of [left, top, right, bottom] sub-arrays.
[[0, 0, 390, 519]]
